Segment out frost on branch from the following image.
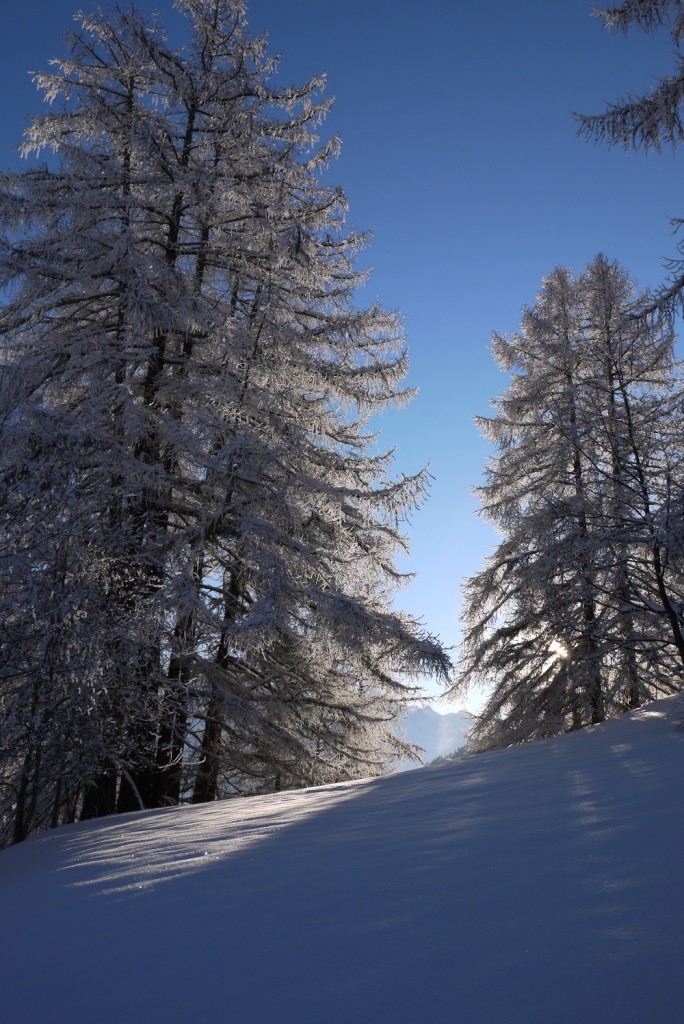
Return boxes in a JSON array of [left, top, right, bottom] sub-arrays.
[[577, 0, 684, 313], [0, 0, 449, 845], [452, 256, 684, 750]]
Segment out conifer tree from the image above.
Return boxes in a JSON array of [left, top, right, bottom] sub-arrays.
[[0, 1, 449, 845], [453, 256, 684, 750], [577, 0, 684, 314]]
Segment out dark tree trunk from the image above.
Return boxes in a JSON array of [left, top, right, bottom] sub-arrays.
[[80, 772, 118, 820], [191, 693, 222, 804]]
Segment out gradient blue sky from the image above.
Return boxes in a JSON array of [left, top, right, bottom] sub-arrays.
[[2, 2, 683, 707]]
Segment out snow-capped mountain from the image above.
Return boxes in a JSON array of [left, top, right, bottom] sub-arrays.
[[396, 703, 473, 767]]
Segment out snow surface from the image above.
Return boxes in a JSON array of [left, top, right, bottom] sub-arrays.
[[2, 698, 683, 1023]]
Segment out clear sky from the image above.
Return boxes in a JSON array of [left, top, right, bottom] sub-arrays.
[[2, 1, 683, 708]]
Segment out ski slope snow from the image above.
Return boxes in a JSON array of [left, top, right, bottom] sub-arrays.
[[1, 698, 683, 1023]]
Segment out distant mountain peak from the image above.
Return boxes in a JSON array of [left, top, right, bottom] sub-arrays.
[[396, 705, 473, 770]]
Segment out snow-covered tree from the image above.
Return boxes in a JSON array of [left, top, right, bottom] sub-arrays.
[[452, 256, 684, 750], [577, 0, 684, 314], [0, 1, 449, 845]]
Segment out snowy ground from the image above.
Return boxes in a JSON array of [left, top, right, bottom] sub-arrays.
[[1, 698, 683, 1024]]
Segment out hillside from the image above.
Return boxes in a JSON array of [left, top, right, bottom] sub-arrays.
[[1, 698, 683, 1023]]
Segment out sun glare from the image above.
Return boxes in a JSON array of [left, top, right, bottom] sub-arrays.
[[549, 639, 569, 661]]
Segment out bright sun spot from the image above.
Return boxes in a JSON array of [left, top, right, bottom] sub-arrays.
[[549, 639, 569, 661]]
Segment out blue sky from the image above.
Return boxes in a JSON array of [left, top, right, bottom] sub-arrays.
[[2, 1, 683, 707]]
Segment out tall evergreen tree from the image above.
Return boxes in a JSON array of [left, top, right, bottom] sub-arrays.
[[0, 1, 449, 845], [452, 256, 684, 750]]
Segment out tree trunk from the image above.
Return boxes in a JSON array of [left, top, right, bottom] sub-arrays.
[[80, 772, 118, 820]]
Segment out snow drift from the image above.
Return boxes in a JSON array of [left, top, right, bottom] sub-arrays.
[[1, 697, 683, 1023]]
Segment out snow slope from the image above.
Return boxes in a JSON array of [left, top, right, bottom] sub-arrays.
[[1, 698, 683, 1024]]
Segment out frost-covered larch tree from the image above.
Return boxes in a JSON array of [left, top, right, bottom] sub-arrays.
[[577, 0, 684, 315], [0, 0, 449, 845], [452, 256, 684, 750]]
